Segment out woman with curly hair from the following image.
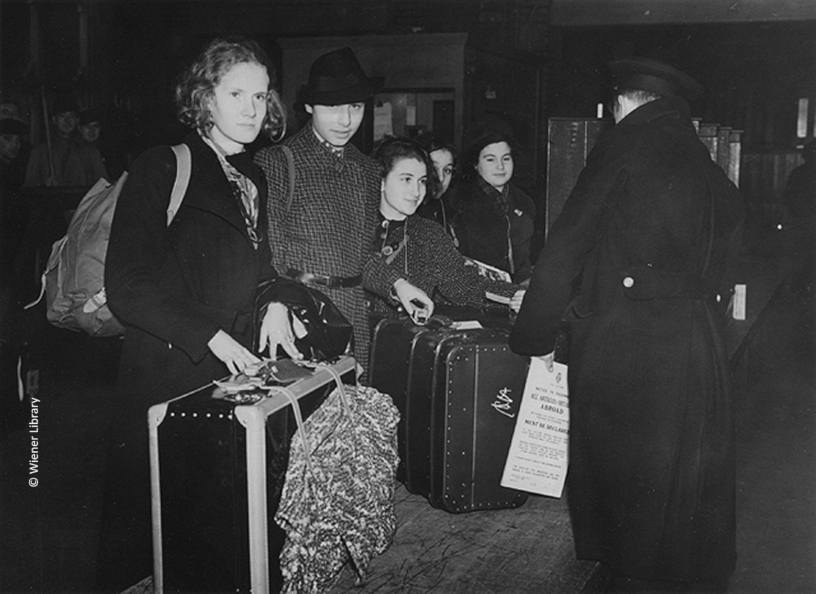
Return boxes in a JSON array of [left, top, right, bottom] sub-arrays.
[[97, 36, 299, 591]]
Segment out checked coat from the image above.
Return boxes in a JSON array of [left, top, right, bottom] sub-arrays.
[[255, 125, 399, 375], [365, 214, 522, 315], [510, 97, 744, 583]]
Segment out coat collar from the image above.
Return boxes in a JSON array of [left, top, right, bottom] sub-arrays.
[[619, 96, 692, 127], [291, 124, 364, 173], [181, 132, 266, 247]]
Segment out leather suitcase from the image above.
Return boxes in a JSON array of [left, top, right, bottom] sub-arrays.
[[370, 316, 528, 513], [148, 356, 356, 593]]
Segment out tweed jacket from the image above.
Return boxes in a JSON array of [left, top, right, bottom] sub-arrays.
[[255, 125, 399, 374], [365, 214, 520, 314], [510, 97, 744, 582]]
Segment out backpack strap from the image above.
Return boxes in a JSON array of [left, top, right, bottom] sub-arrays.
[[281, 144, 296, 213], [167, 143, 192, 225]]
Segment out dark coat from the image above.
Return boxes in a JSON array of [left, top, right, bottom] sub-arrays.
[[451, 179, 536, 283], [510, 97, 744, 583], [99, 132, 275, 590], [254, 125, 398, 375]]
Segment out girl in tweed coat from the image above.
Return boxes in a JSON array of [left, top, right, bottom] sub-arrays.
[[255, 48, 432, 377]]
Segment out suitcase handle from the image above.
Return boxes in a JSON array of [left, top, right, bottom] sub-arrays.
[[271, 365, 350, 479]]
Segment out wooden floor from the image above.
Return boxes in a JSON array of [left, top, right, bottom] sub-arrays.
[[331, 486, 602, 593]]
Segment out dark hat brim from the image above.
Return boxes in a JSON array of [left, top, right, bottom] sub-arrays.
[[610, 58, 704, 101], [79, 108, 103, 126]]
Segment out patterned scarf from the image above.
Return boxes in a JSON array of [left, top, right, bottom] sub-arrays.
[[201, 133, 261, 248]]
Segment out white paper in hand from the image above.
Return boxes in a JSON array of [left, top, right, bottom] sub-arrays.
[[501, 357, 569, 498]]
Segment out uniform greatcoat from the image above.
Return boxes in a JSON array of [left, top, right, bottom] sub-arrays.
[[510, 97, 744, 583], [99, 132, 276, 590], [255, 126, 399, 375]]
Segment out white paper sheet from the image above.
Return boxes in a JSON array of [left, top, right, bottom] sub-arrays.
[[501, 357, 569, 498]]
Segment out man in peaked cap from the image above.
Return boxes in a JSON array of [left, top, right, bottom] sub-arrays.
[[511, 57, 745, 591], [255, 47, 432, 377]]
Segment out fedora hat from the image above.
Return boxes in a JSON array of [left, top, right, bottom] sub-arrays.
[[299, 47, 383, 107], [609, 58, 704, 101]]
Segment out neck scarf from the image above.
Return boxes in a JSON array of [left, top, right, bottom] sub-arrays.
[[201, 133, 261, 249], [476, 175, 511, 214]]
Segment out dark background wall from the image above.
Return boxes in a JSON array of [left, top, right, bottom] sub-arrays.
[[1, 0, 814, 210]]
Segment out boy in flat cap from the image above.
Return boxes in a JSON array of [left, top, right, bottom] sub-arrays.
[[510, 58, 744, 591], [255, 47, 432, 376]]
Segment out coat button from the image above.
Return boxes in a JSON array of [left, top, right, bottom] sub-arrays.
[[623, 276, 635, 288]]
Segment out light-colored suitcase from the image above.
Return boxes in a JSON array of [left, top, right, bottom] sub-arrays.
[[148, 356, 356, 593]]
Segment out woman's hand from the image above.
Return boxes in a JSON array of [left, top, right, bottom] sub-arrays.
[[207, 330, 261, 375], [510, 289, 526, 313], [257, 302, 304, 361], [393, 278, 434, 321]]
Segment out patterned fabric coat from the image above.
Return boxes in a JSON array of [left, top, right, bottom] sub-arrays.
[[276, 384, 400, 593], [365, 214, 521, 314], [510, 97, 744, 583], [255, 126, 399, 376], [451, 179, 536, 283]]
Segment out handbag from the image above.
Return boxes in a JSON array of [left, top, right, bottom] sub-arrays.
[[253, 278, 353, 361]]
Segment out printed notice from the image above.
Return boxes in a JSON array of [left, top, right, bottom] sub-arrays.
[[501, 357, 569, 498]]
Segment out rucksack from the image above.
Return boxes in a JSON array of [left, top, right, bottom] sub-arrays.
[[29, 144, 192, 337]]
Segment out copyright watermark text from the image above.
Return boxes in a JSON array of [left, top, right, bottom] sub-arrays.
[[28, 396, 40, 487]]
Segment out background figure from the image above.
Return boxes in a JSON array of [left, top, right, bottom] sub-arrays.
[[510, 58, 744, 592], [451, 119, 536, 283], [255, 47, 431, 378], [24, 96, 108, 187], [365, 136, 524, 319], [414, 131, 459, 242], [98, 36, 298, 591], [0, 117, 29, 191], [78, 108, 102, 145], [0, 99, 32, 184], [0, 118, 31, 327]]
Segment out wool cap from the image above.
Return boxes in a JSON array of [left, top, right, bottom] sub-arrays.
[[609, 58, 704, 101], [51, 96, 80, 116], [0, 118, 28, 135], [299, 47, 383, 107], [79, 108, 102, 126]]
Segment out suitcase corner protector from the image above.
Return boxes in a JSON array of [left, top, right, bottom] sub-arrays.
[[147, 402, 169, 428]]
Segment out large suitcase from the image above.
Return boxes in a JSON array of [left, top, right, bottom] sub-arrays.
[[148, 356, 356, 593], [369, 316, 528, 513]]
